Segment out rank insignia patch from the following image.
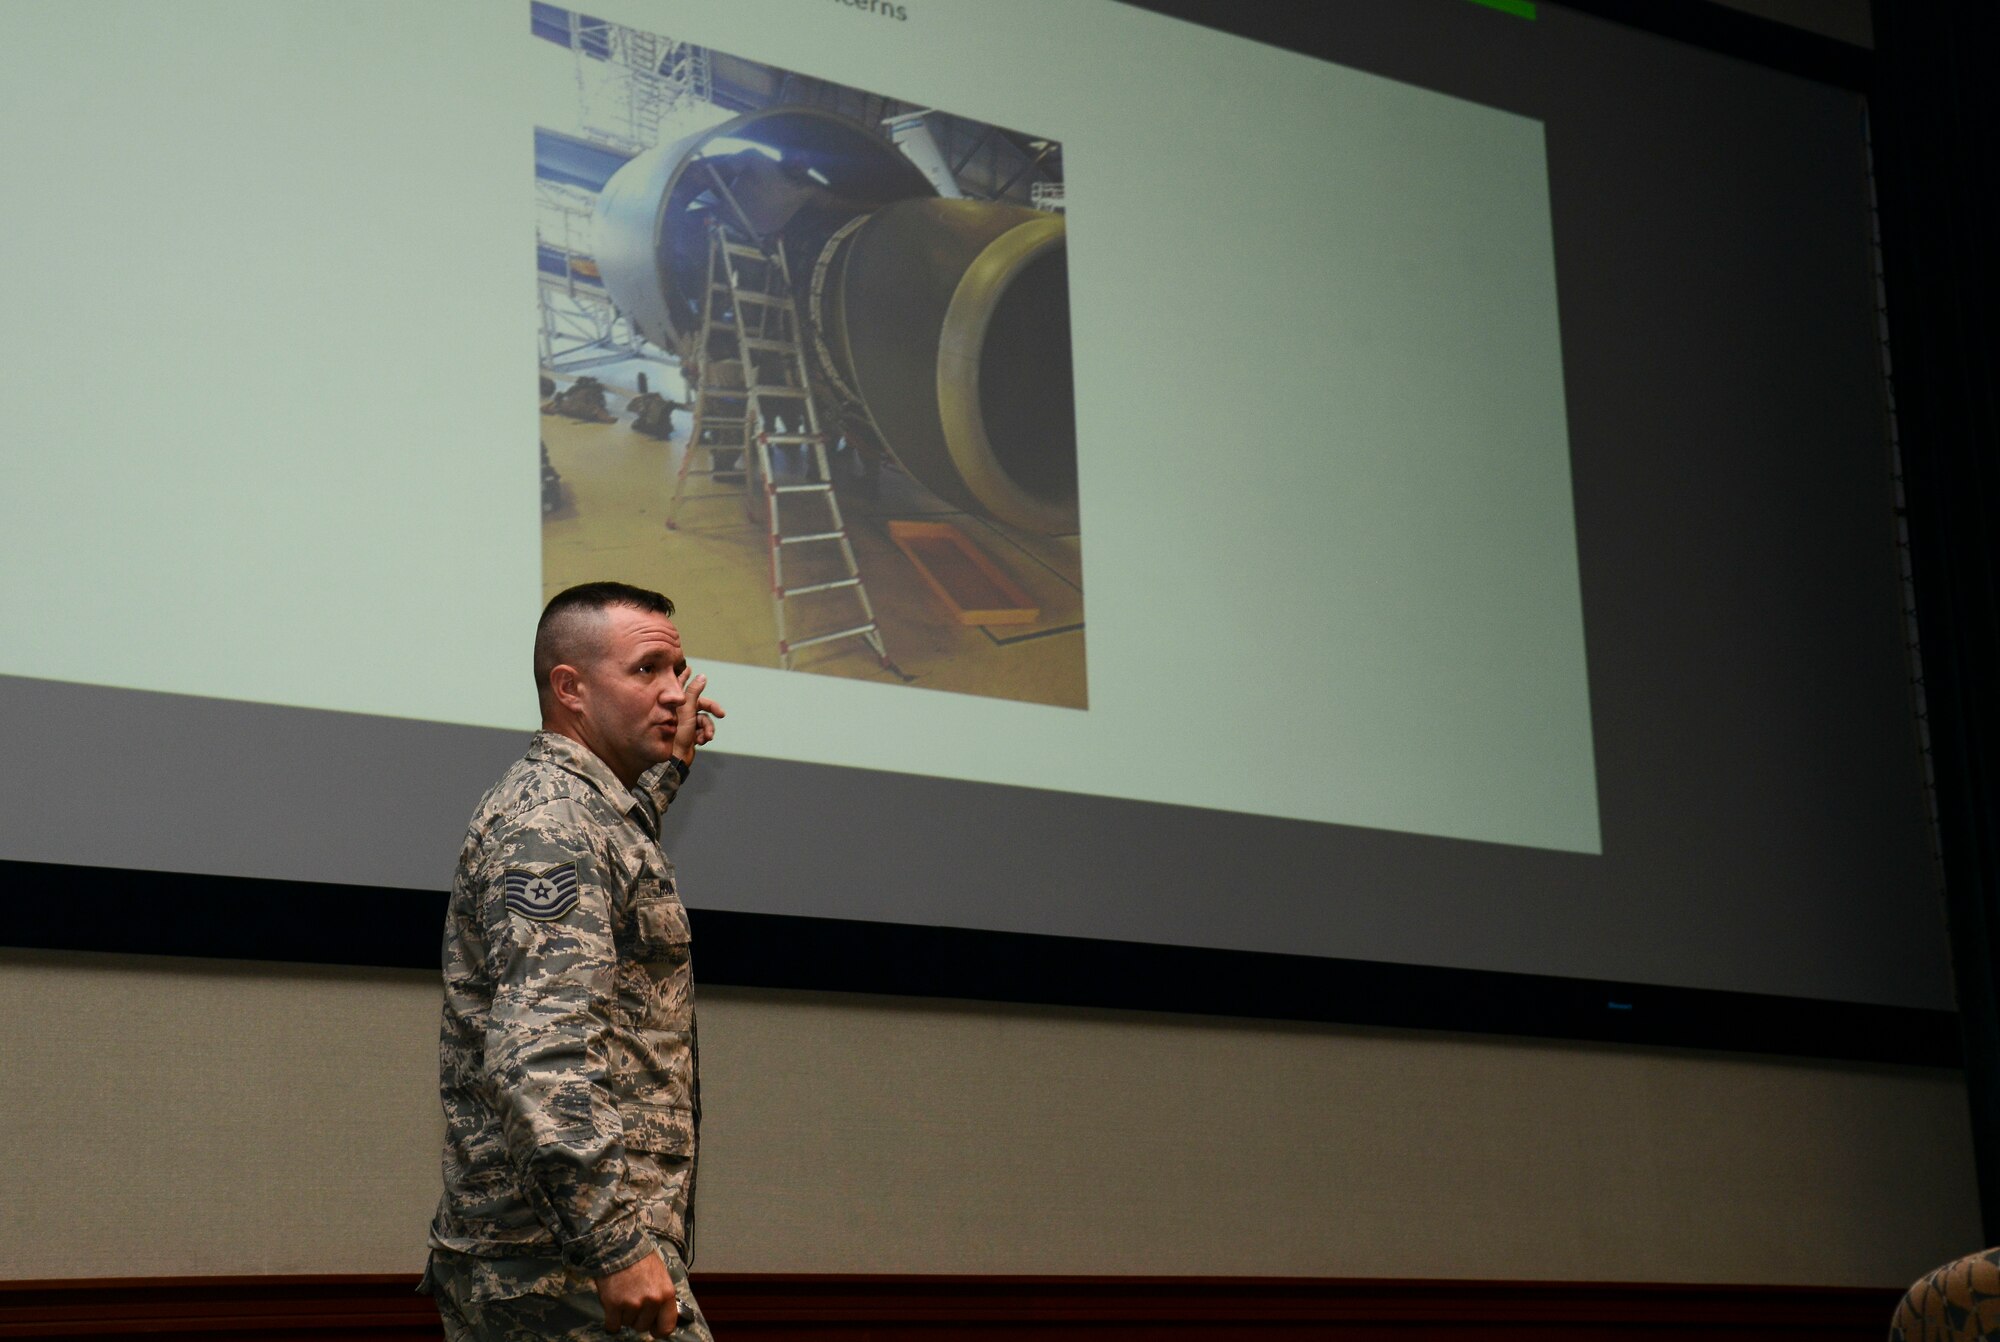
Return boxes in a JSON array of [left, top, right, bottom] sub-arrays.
[[502, 864, 581, 921]]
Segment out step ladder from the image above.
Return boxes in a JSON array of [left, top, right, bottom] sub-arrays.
[[664, 233, 753, 519], [668, 223, 893, 674]]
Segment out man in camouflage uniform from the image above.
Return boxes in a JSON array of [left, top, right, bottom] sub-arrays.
[[424, 581, 724, 1341]]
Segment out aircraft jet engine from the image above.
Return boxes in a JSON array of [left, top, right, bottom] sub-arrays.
[[592, 108, 1077, 535]]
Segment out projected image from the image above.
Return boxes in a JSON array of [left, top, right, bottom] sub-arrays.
[[532, 7, 1085, 708]]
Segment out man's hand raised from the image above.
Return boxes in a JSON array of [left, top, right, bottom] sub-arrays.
[[596, 1250, 677, 1337], [671, 670, 723, 764]]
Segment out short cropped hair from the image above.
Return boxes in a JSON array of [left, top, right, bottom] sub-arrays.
[[534, 581, 676, 710]]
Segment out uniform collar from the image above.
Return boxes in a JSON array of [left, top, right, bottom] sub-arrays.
[[527, 729, 645, 822]]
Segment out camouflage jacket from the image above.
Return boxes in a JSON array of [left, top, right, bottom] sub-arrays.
[[429, 731, 700, 1282]]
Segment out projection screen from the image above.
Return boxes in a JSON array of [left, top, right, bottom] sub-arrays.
[[0, 0, 1947, 1052]]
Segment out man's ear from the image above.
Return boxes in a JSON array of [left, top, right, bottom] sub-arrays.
[[548, 664, 586, 713]]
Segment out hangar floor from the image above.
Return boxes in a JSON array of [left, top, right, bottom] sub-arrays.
[[539, 380, 1088, 710]]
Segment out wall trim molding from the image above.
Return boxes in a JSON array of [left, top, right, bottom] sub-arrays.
[[3, 868, 1962, 1067], [0, 1272, 1907, 1339]]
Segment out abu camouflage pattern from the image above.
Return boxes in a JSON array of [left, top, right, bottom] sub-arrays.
[[430, 731, 700, 1284], [426, 1236, 714, 1342]]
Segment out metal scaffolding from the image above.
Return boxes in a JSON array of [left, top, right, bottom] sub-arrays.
[[537, 180, 647, 372], [558, 10, 712, 155], [535, 8, 717, 371]]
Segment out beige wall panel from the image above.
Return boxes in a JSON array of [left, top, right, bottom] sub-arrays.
[[0, 950, 1976, 1285]]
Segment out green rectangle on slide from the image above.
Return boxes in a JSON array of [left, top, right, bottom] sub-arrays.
[[0, 0, 1597, 854], [1467, 0, 1538, 20]]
